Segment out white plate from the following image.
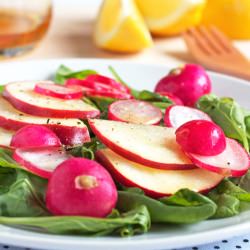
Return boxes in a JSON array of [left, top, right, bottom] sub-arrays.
[[0, 58, 250, 250]]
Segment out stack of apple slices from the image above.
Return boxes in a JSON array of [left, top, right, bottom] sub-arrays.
[[0, 81, 100, 146], [89, 119, 227, 198]]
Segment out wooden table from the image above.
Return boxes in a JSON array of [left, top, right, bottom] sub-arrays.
[[9, 0, 250, 69]]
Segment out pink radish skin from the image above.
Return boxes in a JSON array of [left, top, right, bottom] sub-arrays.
[[66, 79, 132, 99], [164, 105, 212, 128], [176, 120, 226, 156], [156, 92, 184, 105], [10, 125, 61, 148], [108, 100, 162, 125], [86, 74, 130, 94], [46, 158, 117, 217], [155, 64, 211, 106], [34, 82, 83, 100], [13, 147, 70, 178], [186, 138, 250, 177]]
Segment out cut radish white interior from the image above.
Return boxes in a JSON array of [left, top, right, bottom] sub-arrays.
[[164, 105, 212, 128], [3, 81, 99, 118], [96, 148, 223, 197], [108, 100, 162, 125], [187, 138, 250, 177], [89, 119, 194, 169], [13, 147, 70, 179], [34, 82, 83, 100], [0, 97, 90, 146], [0, 127, 15, 148]]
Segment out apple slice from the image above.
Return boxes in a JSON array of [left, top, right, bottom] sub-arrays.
[[0, 127, 15, 149], [13, 147, 70, 179], [164, 105, 212, 128], [96, 148, 223, 198], [0, 97, 90, 146], [88, 119, 195, 170], [3, 81, 100, 119], [186, 138, 250, 177]]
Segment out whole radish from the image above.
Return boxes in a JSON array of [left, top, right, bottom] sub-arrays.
[[10, 125, 61, 148], [176, 120, 226, 156], [46, 158, 117, 217], [155, 64, 211, 106]]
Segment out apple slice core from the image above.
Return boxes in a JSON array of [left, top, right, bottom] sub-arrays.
[[96, 148, 223, 197], [89, 119, 195, 170]]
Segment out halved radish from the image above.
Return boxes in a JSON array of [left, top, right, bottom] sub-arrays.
[[0, 127, 15, 149], [88, 119, 195, 170], [108, 100, 162, 125], [66, 79, 132, 99], [96, 148, 223, 198], [85, 74, 130, 93], [3, 81, 100, 119], [10, 125, 61, 148], [34, 82, 83, 100], [186, 138, 250, 177], [164, 105, 212, 128], [0, 97, 90, 146], [13, 147, 70, 178]]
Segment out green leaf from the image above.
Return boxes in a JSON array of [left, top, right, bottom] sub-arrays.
[[117, 189, 217, 224], [66, 138, 105, 160], [0, 168, 48, 217], [208, 180, 250, 218], [197, 94, 249, 151], [55, 65, 98, 84], [0, 205, 150, 236]]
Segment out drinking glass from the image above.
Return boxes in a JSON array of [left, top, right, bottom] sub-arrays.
[[0, 0, 52, 59]]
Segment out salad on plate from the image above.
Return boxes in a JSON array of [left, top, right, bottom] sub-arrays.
[[0, 63, 249, 237]]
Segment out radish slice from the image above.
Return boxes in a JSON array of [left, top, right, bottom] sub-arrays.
[[13, 147, 70, 178], [84, 89, 132, 99], [186, 138, 250, 177], [108, 100, 162, 125], [34, 82, 83, 100], [164, 105, 212, 128], [86, 74, 130, 93]]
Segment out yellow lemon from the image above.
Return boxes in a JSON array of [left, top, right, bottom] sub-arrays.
[[135, 0, 206, 36], [94, 0, 153, 53], [201, 0, 250, 39]]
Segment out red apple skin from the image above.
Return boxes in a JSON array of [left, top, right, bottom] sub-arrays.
[[88, 120, 195, 170], [0, 115, 90, 146], [95, 150, 223, 198], [3, 89, 100, 119]]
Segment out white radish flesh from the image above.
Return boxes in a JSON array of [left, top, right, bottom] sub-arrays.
[[164, 105, 212, 128], [108, 100, 162, 125]]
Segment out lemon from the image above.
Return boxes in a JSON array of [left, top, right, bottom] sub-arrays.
[[94, 0, 153, 53], [135, 0, 206, 36], [201, 0, 250, 39]]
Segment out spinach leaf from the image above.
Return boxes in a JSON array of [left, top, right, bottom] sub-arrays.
[[197, 94, 249, 151], [55, 65, 98, 84], [208, 180, 250, 218], [66, 138, 104, 160], [0, 205, 150, 236], [117, 189, 217, 224], [0, 168, 48, 217]]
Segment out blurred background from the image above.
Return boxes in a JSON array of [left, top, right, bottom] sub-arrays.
[[1, 0, 250, 65]]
